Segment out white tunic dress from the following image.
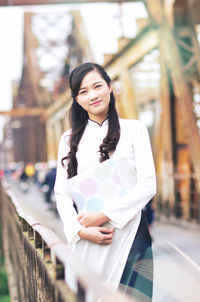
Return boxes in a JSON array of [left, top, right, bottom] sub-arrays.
[[54, 118, 156, 292]]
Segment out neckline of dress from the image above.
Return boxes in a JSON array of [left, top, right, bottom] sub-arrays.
[[88, 118, 108, 127]]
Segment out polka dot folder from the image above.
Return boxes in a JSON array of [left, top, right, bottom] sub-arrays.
[[68, 158, 129, 213]]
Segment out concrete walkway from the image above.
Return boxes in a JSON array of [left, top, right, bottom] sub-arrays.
[[151, 221, 200, 302]]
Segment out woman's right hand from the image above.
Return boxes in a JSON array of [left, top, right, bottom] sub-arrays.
[[78, 227, 114, 245]]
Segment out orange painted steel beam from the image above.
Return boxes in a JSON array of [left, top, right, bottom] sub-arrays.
[[0, 0, 134, 6], [0, 107, 44, 117]]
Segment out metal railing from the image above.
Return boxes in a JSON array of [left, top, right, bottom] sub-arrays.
[[0, 180, 133, 302]]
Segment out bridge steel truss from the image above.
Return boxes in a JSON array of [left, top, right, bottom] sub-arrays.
[[144, 0, 200, 221], [44, 0, 200, 223], [1, 0, 134, 6], [1, 0, 200, 221]]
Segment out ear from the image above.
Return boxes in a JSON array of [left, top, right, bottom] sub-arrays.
[[109, 84, 113, 94]]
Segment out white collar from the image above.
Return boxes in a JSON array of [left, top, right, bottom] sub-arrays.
[[88, 118, 108, 128]]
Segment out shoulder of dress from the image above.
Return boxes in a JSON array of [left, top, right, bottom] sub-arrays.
[[119, 118, 146, 129]]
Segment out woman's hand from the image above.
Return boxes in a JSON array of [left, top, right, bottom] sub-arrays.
[[77, 212, 109, 227], [78, 227, 114, 245]]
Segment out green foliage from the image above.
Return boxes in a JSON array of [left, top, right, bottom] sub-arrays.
[[0, 227, 10, 301], [0, 295, 10, 302], [0, 269, 9, 296]]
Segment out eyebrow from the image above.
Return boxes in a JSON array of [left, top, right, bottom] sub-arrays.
[[79, 80, 103, 91]]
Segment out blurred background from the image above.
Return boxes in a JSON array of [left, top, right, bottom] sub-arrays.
[[0, 1, 200, 302], [1, 0, 200, 225]]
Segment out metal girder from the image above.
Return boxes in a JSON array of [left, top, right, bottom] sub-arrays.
[[0, 0, 136, 5], [0, 108, 44, 117], [146, 0, 200, 197]]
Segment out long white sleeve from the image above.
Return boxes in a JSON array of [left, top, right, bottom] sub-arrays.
[[54, 131, 83, 244], [103, 121, 156, 229], [55, 119, 156, 240]]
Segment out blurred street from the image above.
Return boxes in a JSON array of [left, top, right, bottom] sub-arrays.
[[7, 179, 66, 242]]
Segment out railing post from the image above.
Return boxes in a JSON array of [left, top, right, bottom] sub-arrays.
[[43, 241, 51, 263], [28, 224, 34, 240], [55, 257, 64, 280], [21, 218, 28, 232], [34, 230, 42, 249]]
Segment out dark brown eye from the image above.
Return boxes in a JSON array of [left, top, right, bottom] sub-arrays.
[[79, 90, 87, 95]]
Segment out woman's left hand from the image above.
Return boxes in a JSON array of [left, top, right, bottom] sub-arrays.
[[77, 212, 109, 227]]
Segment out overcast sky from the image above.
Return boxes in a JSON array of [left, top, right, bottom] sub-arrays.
[[0, 2, 147, 141]]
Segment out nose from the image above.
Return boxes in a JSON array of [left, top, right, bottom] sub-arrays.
[[88, 89, 98, 101]]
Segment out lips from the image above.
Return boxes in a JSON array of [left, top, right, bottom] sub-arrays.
[[90, 100, 102, 106]]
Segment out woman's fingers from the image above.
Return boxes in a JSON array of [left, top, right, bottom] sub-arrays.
[[78, 227, 115, 245], [77, 212, 94, 226], [99, 227, 114, 234], [100, 239, 113, 245], [77, 213, 111, 228], [77, 213, 84, 220], [98, 227, 115, 244]]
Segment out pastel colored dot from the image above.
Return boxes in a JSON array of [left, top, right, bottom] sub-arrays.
[[99, 182, 117, 202], [86, 197, 104, 212], [79, 178, 98, 196], [93, 165, 112, 181], [72, 193, 85, 210]]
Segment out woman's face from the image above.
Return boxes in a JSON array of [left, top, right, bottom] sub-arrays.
[[76, 70, 112, 124]]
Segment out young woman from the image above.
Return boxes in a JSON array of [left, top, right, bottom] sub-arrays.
[[54, 62, 156, 301]]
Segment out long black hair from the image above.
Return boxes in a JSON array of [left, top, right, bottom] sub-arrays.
[[62, 62, 120, 178]]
